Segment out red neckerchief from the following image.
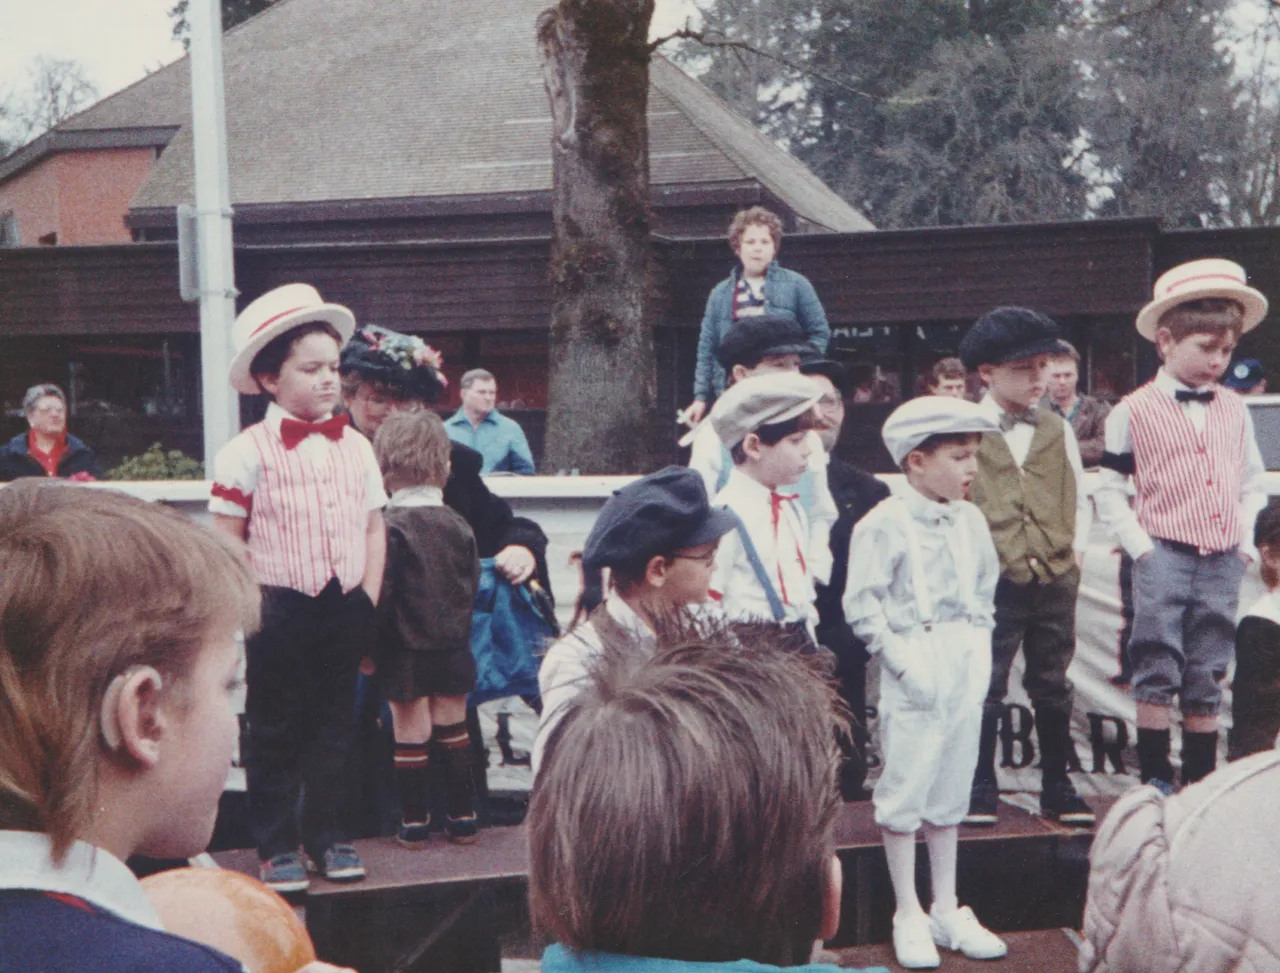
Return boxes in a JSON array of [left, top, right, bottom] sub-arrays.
[[279, 413, 348, 450], [770, 490, 804, 602], [27, 430, 67, 477]]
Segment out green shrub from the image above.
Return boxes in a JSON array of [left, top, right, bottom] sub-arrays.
[[106, 443, 204, 481]]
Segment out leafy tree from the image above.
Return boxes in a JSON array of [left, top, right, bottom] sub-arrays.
[[675, 0, 1089, 227], [1083, 0, 1244, 227], [169, 0, 277, 47], [0, 58, 98, 150]]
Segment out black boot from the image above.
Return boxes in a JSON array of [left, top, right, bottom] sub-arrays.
[[964, 707, 1002, 826], [1181, 730, 1218, 787], [1035, 708, 1095, 826], [1136, 727, 1175, 793]]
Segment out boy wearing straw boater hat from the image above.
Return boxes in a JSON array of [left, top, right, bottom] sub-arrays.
[[210, 284, 387, 891], [1096, 258, 1269, 792]]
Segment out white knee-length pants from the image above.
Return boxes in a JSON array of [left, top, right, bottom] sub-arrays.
[[873, 620, 991, 833]]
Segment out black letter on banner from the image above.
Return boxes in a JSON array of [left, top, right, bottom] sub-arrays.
[[1088, 713, 1128, 774], [1000, 704, 1036, 769]]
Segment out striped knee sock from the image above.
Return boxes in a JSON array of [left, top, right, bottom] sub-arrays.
[[394, 741, 431, 826], [432, 722, 476, 820]]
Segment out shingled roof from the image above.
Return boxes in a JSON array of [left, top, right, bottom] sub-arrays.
[[56, 0, 872, 232]]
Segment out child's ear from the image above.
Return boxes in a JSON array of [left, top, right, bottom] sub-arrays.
[[820, 855, 842, 942], [742, 432, 762, 460], [100, 666, 168, 770], [976, 363, 994, 385], [731, 364, 751, 384], [643, 554, 669, 588], [256, 372, 281, 397]]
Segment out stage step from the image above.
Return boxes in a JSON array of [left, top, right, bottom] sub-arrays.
[[830, 928, 1082, 972]]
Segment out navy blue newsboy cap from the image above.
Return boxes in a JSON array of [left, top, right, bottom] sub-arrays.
[[583, 467, 737, 571], [959, 307, 1063, 370], [716, 315, 814, 371]]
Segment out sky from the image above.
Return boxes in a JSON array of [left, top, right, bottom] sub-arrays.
[[0, 0, 701, 107]]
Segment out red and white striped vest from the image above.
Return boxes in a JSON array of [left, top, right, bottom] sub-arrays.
[[1127, 381, 1247, 553], [244, 422, 376, 596]]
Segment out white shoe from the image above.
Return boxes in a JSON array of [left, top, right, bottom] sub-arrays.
[[929, 905, 1008, 960], [892, 913, 941, 969]]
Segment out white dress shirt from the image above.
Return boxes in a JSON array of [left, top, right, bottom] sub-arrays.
[[843, 485, 999, 660], [711, 467, 818, 629], [687, 422, 837, 585]]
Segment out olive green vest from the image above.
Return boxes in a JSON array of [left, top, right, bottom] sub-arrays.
[[970, 414, 1076, 584]]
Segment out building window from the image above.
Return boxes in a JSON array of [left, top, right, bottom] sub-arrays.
[[0, 211, 17, 247]]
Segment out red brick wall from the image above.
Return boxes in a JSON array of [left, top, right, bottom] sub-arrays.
[[0, 148, 154, 245]]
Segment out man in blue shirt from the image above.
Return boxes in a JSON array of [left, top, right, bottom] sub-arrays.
[[445, 369, 536, 475]]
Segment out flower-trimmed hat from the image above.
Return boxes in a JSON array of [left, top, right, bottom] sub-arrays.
[[229, 284, 355, 395], [339, 325, 449, 404], [1136, 259, 1268, 342]]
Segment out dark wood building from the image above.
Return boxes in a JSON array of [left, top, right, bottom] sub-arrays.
[[5, 217, 1279, 472]]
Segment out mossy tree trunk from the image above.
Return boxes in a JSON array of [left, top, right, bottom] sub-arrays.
[[536, 0, 657, 474]]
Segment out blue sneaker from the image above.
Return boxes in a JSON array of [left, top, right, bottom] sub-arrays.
[[397, 819, 431, 848], [311, 844, 366, 882], [259, 852, 309, 893]]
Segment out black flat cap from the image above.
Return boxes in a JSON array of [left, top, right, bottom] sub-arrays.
[[339, 325, 447, 404], [716, 315, 815, 371], [799, 349, 847, 395], [959, 307, 1063, 370], [583, 467, 737, 571]]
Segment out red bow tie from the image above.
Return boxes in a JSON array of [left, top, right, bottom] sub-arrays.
[[280, 413, 348, 450]]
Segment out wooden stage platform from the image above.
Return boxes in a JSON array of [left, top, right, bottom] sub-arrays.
[[212, 796, 1107, 973]]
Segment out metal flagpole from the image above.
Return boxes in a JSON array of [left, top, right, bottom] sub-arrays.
[[189, 0, 239, 462]]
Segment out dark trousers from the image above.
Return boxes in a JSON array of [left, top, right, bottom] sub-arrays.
[[818, 619, 872, 801], [986, 566, 1080, 719], [245, 579, 372, 861]]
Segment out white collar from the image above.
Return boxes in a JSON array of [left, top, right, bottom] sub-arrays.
[[389, 485, 444, 508], [604, 591, 656, 640], [1154, 368, 1213, 396], [723, 466, 800, 501], [979, 392, 1027, 421], [0, 831, 164, 931], [264, 401, 336, 436], [900, 482, 961, 527]]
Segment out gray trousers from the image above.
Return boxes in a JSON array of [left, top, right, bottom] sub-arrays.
[[1129, 539, 1245, 716]]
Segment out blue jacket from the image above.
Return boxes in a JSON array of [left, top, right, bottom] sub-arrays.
[[0, 432, 102, 482], [694, 261, 830, 402]]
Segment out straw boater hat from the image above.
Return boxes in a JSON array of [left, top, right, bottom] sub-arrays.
[[228, 284, 356, 395], [1135, 259, 1268, 342]]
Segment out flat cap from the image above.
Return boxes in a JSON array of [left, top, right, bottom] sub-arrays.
[[716, 315, 814, 371], [882, 395, 1001, 465], [709, 372, 823, 448], [583, 466, 737, 571], [959, 307, 1062, 370]]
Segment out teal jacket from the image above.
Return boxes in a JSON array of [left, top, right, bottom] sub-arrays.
[[694, 261, 829, 402], [542, 945, 886, 973]]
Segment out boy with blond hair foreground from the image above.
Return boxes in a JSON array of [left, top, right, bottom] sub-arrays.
[[0, 481, 347, 972], [529, 624, 884, 973]]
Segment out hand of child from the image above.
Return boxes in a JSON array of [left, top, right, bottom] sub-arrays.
[[882, 635, 936, 709], [681, 400, 707, 426], [495, 544, 536, 584]]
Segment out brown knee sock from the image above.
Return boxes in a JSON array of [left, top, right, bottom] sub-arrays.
[[393, 741, 431, 826], [432, 721, 476, 820]]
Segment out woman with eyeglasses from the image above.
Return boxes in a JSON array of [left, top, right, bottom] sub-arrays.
[[532, 466, 738, 774], [0, 384, 102, 482]]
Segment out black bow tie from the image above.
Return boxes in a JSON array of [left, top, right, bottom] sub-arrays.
[[1175, 389, 1215, 404]]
